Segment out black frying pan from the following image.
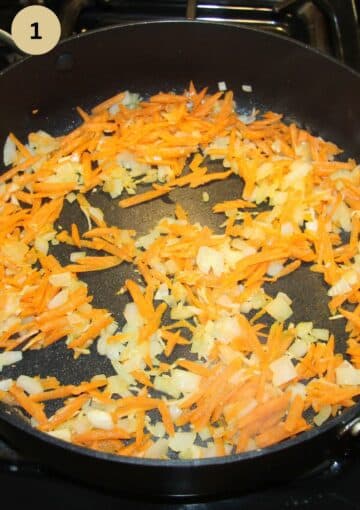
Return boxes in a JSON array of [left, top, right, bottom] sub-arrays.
[[0, 21, 360, 498]]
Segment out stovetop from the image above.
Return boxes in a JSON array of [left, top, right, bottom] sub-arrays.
[[0, 1, 360, 508]]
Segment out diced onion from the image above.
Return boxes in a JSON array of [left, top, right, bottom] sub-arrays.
[[3, 135, 17, 166], [196, 246, 224, 277], [146, 438, 168, 459], [288, 339, 308, 358], [70, 252, 86, 263], [47, 429, 72, 442], [267, 261, 284, 277], [296, 322, 313, 338], [49, 272, 73, 288], [87, 409, 114, 430], [146, 421, 166, 438], [0, 379, 13, 391], [311, 328, 329, 341], [169, 432, 196, 452], [313, 405, 332, 426], [270, 356, 297, 386], [47, 289, 69, 309], [265, 293, 293, 322], [336, 361, 360, 386], [0, 351, 22, 370], [16, 375, 43, 395]]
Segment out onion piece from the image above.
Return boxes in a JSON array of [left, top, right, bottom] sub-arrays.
[[270, 356, 297, 386], [265, 293, 293, 322], [47, 429, 72, 442], [169, 432, 196, 453], [336, 361, 360, 386], [0, 351, 22, 371], [87, 409, 114, 430], [0, 379, 13, 391], [313, 405, 332, 427], [16, 375, 43, 395]]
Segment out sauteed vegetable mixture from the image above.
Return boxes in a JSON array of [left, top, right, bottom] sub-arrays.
[[0, 84, 360, 459]]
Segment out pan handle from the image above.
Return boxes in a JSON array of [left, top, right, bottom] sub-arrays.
[[275, 0, 360, 70], [338, 417, 360, 438], [186, 0, 197, 20], [0, 29, 26, 57]]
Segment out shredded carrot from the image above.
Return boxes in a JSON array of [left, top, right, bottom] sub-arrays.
[[73, 428, 131, 443], [41, 394, 89, 431], [9, 385, 47, 426], [119, 187, 171, 208]]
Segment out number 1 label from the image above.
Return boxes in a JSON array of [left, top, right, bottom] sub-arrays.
[[30, 22, 42, 40], [11, 6, 61, 55]]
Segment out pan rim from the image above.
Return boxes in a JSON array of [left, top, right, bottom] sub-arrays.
[[1, 399, 359, 467], [0, 19, 359, 81], [0, 18, 359, 469]]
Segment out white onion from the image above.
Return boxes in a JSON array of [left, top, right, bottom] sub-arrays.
[[170, 303, 201, 320], [313, 405, 332, 426], [265, 293, 293, 322], [311, 328, 329, 341], [70, 252, 86, 263], [87, 409, 114, 430], [171, 369, 200, 394], [270, 356, 297, 386], [169, 404, 182, 421], [283, 161, 312, 189], [149, 331, 164, 365], [214, 316, 242, 343], [146, 421, 166, 438], [333, 201, 351, 232], [146, 438, 168, 459], [198, 427, 211, 441], [288, 339, 308, 358], [154, 375, 180, 398], [154, 283, 169, 301], [0, 378, 13, 391], [65, 192, 77, 203], [16, 375, 43, 395], [47, 429, 71, 442], [267, 261, 284, 277], [47, 289, 69, 310], [242, 84, 252, 93], [3, 135, 17, 166], [289, 382, 307, 400], [123, 302, 143, 327], [169, 432, 196, 452], [335, 361, 360, 386], [109, 103, 119, 116], [0, 351, 22, 370], [106, 374, 132, 397], [296, 322, 313, 338], [196, 246, 224, 277], [328, 277, 352, 297], [49, 272, 73, 288]]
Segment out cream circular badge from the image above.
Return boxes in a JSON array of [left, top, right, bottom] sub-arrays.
[[11, 6, 61, 55]]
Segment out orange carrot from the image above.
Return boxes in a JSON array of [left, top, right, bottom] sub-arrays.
[[9, 385, 47, 426], [119, 187, 172, 208], [41, 394, 89, 431]]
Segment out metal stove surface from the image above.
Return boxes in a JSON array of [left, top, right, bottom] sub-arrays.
[[0, 1, 360, 508]]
